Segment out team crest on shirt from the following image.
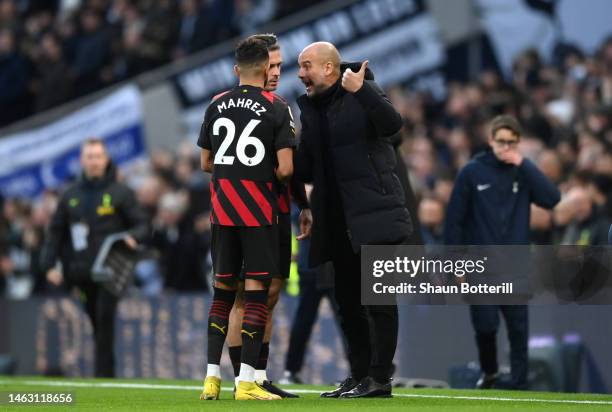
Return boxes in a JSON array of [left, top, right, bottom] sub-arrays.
[[97, 193, 115, 216]]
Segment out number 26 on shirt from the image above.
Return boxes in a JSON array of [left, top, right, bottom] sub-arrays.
[[213, 117, 265, 167]]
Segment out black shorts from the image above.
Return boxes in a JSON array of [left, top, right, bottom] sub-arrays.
[[236, 214, 291, 281], [211, 224, 278, 284]]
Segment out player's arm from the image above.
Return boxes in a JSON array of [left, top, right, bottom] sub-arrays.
[[197, 105, 214, 173], [274, 103, 296, 183], [200, 148, 213, 173], [276, 148, 293, 183]]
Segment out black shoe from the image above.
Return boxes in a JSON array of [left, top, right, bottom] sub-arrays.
[[320, 377, 358, 398], [476, 373, 498, 389], [339, 376, 392, 398], [259, 380, 299, 398]]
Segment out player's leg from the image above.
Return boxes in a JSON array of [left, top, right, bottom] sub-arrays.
[[227, 281, 244, 384], [258, 212, 291, 382], [201, 225, 240, 400], [235, 225, 280, 400], [254, 213, 299, 397], [471, 305, 501, 389], [257, 277, 283, 382], [500, 305, 528, 390], [257, 213, 288, 380]]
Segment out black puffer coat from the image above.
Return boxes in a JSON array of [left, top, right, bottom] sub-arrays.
[[295, 70, 413, 266]]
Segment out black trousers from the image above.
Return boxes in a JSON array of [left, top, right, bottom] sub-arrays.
[[330, 224, 399, 383], [470, 305, 528, 389], [284, 271, 338, 373], [77, 280, 119, 377]]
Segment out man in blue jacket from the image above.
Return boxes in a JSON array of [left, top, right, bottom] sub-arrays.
[[444, 115, 560, 390]]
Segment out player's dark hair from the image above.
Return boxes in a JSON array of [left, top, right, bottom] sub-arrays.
[[490, 114, 522, 138], [235, 37, 269, 72], [249, 33, 279, 51]]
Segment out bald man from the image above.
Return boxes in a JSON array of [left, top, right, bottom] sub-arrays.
[[294, 42, 413, 398]]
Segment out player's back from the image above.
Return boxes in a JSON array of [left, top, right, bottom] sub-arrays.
[[198, 85, 294, 227]]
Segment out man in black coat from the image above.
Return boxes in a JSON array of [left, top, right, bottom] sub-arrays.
[[41, 138, 148, 377], [295, 42, 413, 398], [340, 62, 422, 246]]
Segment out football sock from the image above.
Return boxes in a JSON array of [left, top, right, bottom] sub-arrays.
[[237, 363, 256, 383], [206, 364, 221, 379], [255, 342, 270, 382], [207, 287, 235, 366], [240, 290, 268, 369]]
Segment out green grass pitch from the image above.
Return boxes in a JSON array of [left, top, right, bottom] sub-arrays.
[[1, 376, 612, 411]]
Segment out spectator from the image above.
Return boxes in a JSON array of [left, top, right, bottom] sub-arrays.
[[198, 0, 236, 49], [140, 0, 180, 65], [34, 31, 73, 111], [152, 191, 209, 291], [136, 174, 163, 221], [71, 8, 111, 96], [0, 27, 31, 126], [556, 187, 611, 245], [174, 0, 207, 58], [418, 196, 445, 245], [536, 149, 563, 184], [0, 0, 330, 126], [0, 0, 20, 32], [433, 172, 455, 205], [117, 15, 150, 79]]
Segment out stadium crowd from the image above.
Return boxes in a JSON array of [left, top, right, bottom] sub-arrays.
[[397, 41, 612, 247], [1, 36, 612, 299], [0, 0, 323, 127]]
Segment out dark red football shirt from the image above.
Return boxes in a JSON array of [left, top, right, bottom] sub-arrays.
[[198, 85, 295, 226]]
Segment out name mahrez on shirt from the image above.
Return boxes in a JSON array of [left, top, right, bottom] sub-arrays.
[[217, 98, 268, 116]]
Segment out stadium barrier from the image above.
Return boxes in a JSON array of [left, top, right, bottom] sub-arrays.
[[1, 295, 611, 393]]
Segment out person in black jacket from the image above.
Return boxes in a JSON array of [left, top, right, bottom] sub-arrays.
[[40, 138, 148, 377], [295, 42, 413, 398], [341, 62, 422, 246], [444, 115, 560, 390]]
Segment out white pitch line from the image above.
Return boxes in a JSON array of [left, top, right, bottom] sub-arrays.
[[395, 393, 612, 405], [1, 380, 611, 405]]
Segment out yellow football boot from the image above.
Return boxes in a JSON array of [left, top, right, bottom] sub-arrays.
[[199, 376, 221, 400], [234, 381, 282, 400]]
